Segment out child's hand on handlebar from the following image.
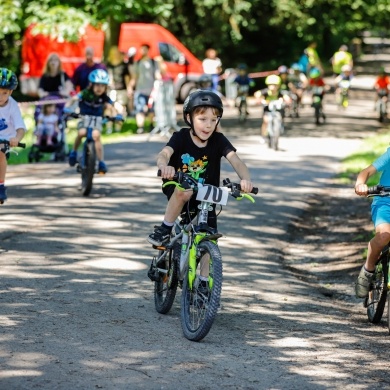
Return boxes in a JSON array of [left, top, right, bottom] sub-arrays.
[[240, 179, 253, 193], [9, 137, 20, 147], [355, 183, 368, 196], [158, 165, 176, 179]]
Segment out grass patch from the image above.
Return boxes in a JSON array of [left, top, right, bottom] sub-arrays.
[[338, 132, 390, 186]]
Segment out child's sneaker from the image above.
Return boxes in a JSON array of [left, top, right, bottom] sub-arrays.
[[355, 266, 374, 298], [98, 161, 108, 174], [68, 150, 77, 167], [147, 225, 171, 246], [0, 186, 7, 203]]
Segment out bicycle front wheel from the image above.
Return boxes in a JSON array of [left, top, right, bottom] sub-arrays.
[[154, 244, 179, 314], [366, 259, 388, 323], [81, 141, 96, 196], [181, 240, 222, 342]]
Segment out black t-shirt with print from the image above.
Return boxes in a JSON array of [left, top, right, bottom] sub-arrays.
[[165, 128, 236, 188]]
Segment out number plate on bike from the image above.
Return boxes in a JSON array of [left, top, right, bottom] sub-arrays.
[[196, 185, 228, 205]]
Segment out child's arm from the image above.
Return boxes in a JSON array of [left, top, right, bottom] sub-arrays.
[[156, 146, 175, 179], [355, 165, 377, 196], [9, 128, 25, 147], [226, 151, 253, 193]]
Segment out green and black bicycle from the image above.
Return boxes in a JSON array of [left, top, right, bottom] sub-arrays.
[[148, 171, 258, 341]]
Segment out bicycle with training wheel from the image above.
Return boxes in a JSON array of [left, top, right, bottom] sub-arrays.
[[147, 171, 258, 341], [364, 185, 390, 332], [66, 113, 121, 196], [0, 140, 26, 204]]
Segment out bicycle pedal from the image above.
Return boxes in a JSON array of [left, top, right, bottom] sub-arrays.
[[152, 245, 166, 250], [147, 264, 161, 282]]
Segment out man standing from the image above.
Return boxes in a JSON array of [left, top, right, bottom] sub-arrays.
[[331, 45, 353, 75], [72, 47, 107, 91], [130, 44, 161, 133]]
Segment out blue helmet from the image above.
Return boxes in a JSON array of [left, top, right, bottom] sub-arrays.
[[291, 63, 303, 72], [88, 69, 109, 85], [0, 68, 18, 90]]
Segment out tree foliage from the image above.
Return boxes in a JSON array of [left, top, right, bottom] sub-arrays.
[[1, 0, 389, 74]]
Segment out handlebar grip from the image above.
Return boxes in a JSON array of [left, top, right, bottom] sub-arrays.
[[237, 184, 258, 195], [157, 169, 161, 177], [18, 142, 26, 148], [367, 185, 382, 195]]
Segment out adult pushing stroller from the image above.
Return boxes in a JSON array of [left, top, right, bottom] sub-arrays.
[[28, 94, 68, 162]]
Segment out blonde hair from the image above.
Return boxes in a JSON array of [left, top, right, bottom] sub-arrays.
[[107, 46, 123, 65], [43, 53, 63, 74]]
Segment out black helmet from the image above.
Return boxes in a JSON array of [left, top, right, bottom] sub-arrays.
[[183, 90, 223, 141], [183, 90, 223, 125], [0, 68, 18, 90]]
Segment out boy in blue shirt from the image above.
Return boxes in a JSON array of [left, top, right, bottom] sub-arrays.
[[355, 150, 390, 297], [67, 69, 116, 173]]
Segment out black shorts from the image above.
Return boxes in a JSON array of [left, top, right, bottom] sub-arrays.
[[163, 184, 217, 229]]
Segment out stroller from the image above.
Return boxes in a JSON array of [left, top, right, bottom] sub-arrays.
[[28, 94, 68, 162]]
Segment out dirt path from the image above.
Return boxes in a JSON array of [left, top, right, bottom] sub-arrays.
[[1, 91, 390, 389]]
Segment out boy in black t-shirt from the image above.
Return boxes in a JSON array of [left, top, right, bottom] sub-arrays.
[[147, 90, 254, 247]]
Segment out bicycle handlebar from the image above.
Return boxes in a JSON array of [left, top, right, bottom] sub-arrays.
[[0, 140, 26, 149], [157, 170, 258, 195], [367, 185, 390, 196]]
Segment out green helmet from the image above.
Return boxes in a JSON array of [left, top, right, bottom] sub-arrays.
[[0, 68, 18, 90]]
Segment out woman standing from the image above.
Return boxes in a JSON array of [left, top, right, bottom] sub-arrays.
[[37, 53, 74, 98]]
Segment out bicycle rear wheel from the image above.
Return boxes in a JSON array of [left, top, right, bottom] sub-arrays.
[[154, 244, 179, 314], [181, 240, 222, 341], [366, 257, 388, 323], [81, 141, 95, 196], [239, 99, 247, 123]]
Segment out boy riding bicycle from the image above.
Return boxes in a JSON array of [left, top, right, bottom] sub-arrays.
[[233, 64, 255, 115], [147, 89, 254, 247], [354, 150, 390, 298], [0, 68, 26, 203], [67, 69, 117, 173]]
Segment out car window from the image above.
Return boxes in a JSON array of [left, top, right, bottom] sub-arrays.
[[159, 42, 182, 63]]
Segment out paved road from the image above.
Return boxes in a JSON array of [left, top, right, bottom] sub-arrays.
[[1, 92, 390, 389]]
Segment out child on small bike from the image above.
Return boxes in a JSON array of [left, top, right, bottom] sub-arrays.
[[354, 152, 390, 298], [374, 67, 389, 113], [233, 63, 255, 114], [67, 69, 117, 173], [254, 74, 290, 143], [147, 89, 254, 247], [0, 68, 26, 203], [334, 64, 353, 106]]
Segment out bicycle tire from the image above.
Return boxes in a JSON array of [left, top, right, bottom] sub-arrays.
[[367, 258, 388, 323], [181, 240, 222, 341], [239, 99, 247, 123], [154, 244, 179, 314], [81, 141, 96, 196], [315, 105, 321, 125], [388, 293, 390, 334], [270, 116, 279, 151]]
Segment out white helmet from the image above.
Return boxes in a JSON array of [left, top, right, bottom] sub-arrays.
[[341, 65, 352, 72]]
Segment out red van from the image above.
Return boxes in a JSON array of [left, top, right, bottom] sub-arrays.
[[20, 24, 105, 97], [118, 23, 204, 102]]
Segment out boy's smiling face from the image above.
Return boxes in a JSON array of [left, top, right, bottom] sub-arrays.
[[0, 88, 12, 107]]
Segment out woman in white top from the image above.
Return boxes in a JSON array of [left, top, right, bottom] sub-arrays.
[[202, 48, 222, 93]]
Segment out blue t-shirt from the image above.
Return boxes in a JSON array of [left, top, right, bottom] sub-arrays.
[[372, 148, 390, 206], [78, 89, 112, 116]]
